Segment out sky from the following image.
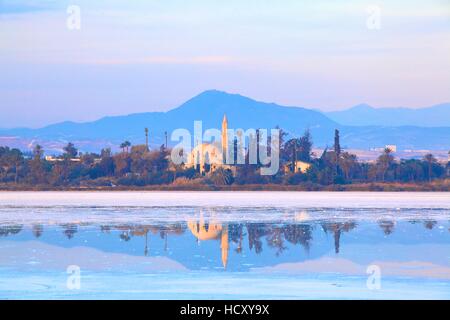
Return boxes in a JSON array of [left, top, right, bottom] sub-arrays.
[[0, 0, 449, 128]]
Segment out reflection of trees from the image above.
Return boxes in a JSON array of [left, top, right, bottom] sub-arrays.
[[379, 220, 395, 235], [61, 224, 78, 239], [120, 231, 131, 242], [321, 222, 356, 254], [266, 226, 287, 256], [100, 225, 111, 233], [0, 225, 22, 237], [32, 224, 43, 238], [228, 223, 245, 253], [246, 223, 315, 256], [246, 223, 271, 254], [283, 224, 313, 252], [424, 220, 437, 230], [108, 223, 186, 255], [411, 219, 446, 231]]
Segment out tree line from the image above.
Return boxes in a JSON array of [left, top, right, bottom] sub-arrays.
[[0, 129, 449, 188]]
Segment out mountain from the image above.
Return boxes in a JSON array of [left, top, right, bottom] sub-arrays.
[[325, 103, 450, 127], [0, 90, 449, 152], [0, 90, 339, 151]]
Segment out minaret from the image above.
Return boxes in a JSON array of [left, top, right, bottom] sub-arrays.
[[221, 114, 228, 164], [145, 128, 149, 151]]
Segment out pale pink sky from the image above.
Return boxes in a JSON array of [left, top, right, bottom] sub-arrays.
[[0, 0, 449, 127]]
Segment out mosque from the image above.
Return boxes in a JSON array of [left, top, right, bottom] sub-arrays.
[[185, 114, 235, 175]]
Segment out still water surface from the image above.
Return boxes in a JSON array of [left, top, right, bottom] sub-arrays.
[[0, 192, 449, 299]]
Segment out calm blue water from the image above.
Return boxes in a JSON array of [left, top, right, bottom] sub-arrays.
[[0, 206, 449, 299]]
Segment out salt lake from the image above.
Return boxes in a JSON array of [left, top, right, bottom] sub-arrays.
[[0, 192, 449, 299]]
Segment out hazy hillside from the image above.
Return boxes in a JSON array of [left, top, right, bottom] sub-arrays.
[[325, 103, 450, 127], [0, 90, 339, 149], [0, 91, 449, 152]]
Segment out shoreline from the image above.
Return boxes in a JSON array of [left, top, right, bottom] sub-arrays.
[[0, 181, 449, 192], [1, 191, 449, 209]]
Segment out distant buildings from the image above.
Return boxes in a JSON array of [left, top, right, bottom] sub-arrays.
[[44, 155, 101, 163], [385, 145, 397, 153], [371, 145, 397, 153], [283, 161, 311, 174], [45, 155, 81, 162]]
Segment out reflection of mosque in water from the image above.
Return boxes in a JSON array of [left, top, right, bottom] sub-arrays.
[[187, 218, 229, 268], [1, 217, 447, 268]]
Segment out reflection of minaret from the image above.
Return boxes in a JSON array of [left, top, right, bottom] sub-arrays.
[[221, 225, 229, 269], [334, 229, 341, 254], [164, 232, 168, 251], [144, 230, 149, 256], [187, 214, 229, 269], [221, 114, 228, 163]]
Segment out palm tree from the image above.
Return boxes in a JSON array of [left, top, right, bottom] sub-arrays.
[[33, 144, 44, 160], [63, 142, 78, 158], [377, 148, 394, 182], [120, 141, 131, 153], [424, 153, 436, 183]]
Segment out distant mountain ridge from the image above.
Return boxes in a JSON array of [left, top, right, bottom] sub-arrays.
[[0, 90, 449, 152], [325, 103, 450, 127]]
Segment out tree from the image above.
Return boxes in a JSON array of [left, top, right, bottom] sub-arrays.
[[120, 141, 131, 153], [424, 153, 437, 182], [281, 130, 313, 167], [0, 147, 24, 183], [9, 148, 23, 184], [96, 148, 115, 177], [153, 144, 169, 172], [29, 145, 47, 184], [63, 142, 78, 158], [397, 159, 424, 182], [275, 126, 289, 148], [333, 129, 341, 177], [113, 152, 131, 176], [376, 148, 394, 182], [282, 138, 298, 171], [298, 129, 313, 162], [210, 168, 234, 186], [334, 129, 341, 157], [130, 145, 152, 176], [101, 148, 112, 158], [33, 144, 44, 160], [339, 152, 358, 181]]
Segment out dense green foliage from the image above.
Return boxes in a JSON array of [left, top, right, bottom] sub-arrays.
[[0, 131, 448, 188]]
